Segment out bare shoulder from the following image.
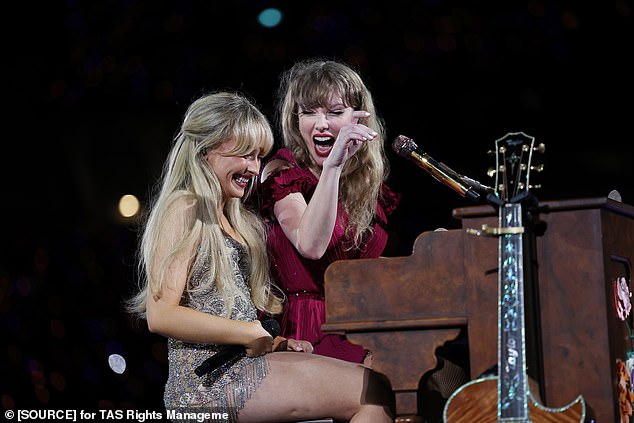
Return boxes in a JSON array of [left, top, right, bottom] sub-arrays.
[[261, 158, 292, 182]]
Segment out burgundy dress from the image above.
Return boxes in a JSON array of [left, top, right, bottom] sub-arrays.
[[259, 148, 400, 363]]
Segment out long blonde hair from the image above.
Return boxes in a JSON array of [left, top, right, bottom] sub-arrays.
[[277, 59, 389, 248], [128, 91, 282, 318]]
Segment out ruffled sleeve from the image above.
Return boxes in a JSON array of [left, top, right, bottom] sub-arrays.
[[379, 184, 401, 216], [259, 149, 317, 217]]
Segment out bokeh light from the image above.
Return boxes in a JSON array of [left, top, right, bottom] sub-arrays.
[[108, 354, 127, 375], [118, 194, 140, 218], [258, 8, 283, 28]]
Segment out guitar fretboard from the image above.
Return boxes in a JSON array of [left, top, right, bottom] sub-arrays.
[[498, 202, 530, 421]]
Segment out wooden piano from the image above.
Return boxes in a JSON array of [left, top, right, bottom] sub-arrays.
[[322, 197, 634, 423]]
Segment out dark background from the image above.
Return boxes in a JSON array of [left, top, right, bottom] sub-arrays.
[[1, 0, 632, 416]]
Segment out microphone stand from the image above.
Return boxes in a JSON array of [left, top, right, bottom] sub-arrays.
[[429, 159, 495, 203]]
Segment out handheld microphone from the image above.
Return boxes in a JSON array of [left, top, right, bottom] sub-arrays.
[[194, 319, 281, 378], [392, 135, 481, 202]]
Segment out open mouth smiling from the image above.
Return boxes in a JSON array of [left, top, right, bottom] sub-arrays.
[[313, 135, 334, 157], [233, 175, 250, 188]]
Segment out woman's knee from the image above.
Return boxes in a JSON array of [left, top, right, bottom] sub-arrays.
[[362, 369, 395, 409]]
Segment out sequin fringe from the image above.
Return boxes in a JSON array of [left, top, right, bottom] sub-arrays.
[[221, 355, 270, 421]]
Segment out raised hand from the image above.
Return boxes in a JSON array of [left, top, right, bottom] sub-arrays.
[[324, 110, 378, 169]]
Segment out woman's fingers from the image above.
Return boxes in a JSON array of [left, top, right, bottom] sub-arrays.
[[285, 339, 315, 353], [340, 124, 377, 144], [352, 110, 371, 120]]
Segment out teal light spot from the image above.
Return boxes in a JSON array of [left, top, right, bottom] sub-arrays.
[[258, 8, 283, 28]]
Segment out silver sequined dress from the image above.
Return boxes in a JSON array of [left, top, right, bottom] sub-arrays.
[[163, 236, 269, 422]]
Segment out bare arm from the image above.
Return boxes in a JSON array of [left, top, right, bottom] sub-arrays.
[[272, 164, 341, 260]]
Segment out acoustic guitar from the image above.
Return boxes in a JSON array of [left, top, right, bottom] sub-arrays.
[[443, 132, 592, 422]]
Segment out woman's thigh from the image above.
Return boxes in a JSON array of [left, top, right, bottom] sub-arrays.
[[238, 352, 391, 422]]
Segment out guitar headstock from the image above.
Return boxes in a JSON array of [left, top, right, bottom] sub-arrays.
[[488, 132, 545, 203]]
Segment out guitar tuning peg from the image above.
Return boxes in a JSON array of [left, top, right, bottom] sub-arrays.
[[487, 167, 496, 177], [487, 149, 495, 156], [529, 184, 542, 190], [533, 143, 546, 154], [531, 164, 544, 172]]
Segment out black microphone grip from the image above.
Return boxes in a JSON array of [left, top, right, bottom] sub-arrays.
[[194, 319, 280, 377]]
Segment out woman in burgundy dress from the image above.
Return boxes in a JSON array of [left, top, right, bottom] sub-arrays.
[[259, 59, 400, 365]]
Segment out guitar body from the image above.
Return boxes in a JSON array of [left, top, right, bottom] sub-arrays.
[[443, 376, 590, 422]]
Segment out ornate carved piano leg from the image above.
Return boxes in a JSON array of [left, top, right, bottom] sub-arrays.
[[394, 391, 424, 423], [347, 328, 462, 421]]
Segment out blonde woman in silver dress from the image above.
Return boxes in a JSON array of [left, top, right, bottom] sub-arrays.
[[127, 91, 395, 422]]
